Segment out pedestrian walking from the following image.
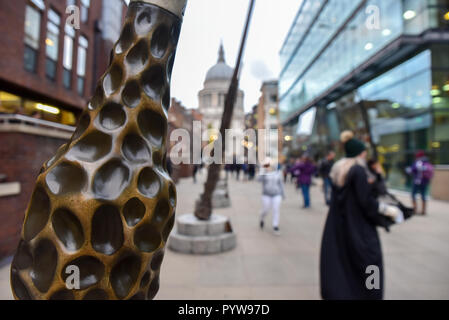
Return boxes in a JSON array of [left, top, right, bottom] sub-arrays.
[[258, 158, 285, 236], [235, 163, 242, 181], [248, 163, 256, 181], [406, 150, 434, 216], [320, 131, 404, 300], [192, 164, 199, 184], [318, 151, 336, 206], [290, 154, 316, 208]]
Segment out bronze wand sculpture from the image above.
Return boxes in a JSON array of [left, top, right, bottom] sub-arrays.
[[194, 0, 255, 221], [10, 0, 187, 300]]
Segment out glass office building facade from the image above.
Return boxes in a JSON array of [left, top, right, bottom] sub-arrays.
[[279, 0, 449, 190]]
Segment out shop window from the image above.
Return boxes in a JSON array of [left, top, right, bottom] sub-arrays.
[[24, 4, 42, 73], [0, 91, 22, 114], [45, 9, 61, 81]]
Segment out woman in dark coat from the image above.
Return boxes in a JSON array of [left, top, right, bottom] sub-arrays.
[[320, 131, 398, 300]]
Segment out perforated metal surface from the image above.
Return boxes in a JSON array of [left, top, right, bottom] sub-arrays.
[[10, 2, 180, 300]]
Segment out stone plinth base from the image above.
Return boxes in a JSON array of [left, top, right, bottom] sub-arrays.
[[168, 213, 236, 254], [212, 179, 231, 208]]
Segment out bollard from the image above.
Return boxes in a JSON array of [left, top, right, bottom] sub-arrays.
[[10, 0, 187, 300]]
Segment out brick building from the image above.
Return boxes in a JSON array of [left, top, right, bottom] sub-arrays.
[[168, 98, 203, 182], [0, 0, 127, 260]]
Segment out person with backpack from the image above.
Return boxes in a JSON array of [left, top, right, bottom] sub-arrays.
[[406, 151, 434, 216], [258, 158, 285, 236]]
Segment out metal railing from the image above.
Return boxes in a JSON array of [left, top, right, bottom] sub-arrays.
[[0, 114, 75, 134]]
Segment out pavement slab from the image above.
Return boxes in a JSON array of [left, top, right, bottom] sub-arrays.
[[1, 169, 449, 300]]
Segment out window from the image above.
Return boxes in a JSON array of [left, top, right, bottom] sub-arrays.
[[63, 25, 75, 89], [24, 5, 42, 72], [81, 0, 90, 23], [45, 9, 61, 81], [77, 35, 88, 95]]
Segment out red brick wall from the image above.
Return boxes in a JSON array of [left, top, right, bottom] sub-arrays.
[[0, 132, 67, 259], [0, 0, 103, 112]]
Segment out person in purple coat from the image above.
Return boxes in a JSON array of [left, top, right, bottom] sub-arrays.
[[290, 154, 317, 208]]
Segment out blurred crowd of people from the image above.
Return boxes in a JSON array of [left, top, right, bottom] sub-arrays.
[[255, 130, 434, 300]]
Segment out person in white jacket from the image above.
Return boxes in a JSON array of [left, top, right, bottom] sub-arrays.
[[258, 158, 285, 236]]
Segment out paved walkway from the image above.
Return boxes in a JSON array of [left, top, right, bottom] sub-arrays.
[[1, 170, 449, 299]]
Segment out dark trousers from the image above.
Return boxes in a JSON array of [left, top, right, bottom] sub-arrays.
[[301, 184, 311, 208], [323, 177, 331, 205]]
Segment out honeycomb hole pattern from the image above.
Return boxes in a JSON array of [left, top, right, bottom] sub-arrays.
[[147, 275, 160, 300], [150, 24, 170, 59], [140, 271, 151, 288], [126, 39, 150, 75], [23, 186, 50, 241], [115, 23, 135, 55], [134, 223, 161, 253], [134, 4, 153, 36], [151, 199, 171, 225], [122, 80, 142, 109], [137, 108, 166, 148], [110, 253, 141, 299], [62, 256, 105, 290], [123, 197, 146, 227], [11, 271, 32, 300], [67, 130, 112, 163], [52, 208, 85, 251], [11, 241, 32, 270], [150, 250, 164, 271], [168, 183, 176, 207], [50, 290, 75, 300], [162, 213, 175, 242], [122, 133, 151, 164], [130, 292, 146, 300], [162, 88, 170, 112], [92, 160, 130, 200], [11, 1, 180, 300], [137, 167, 161, 198], [83, 289, 109, 300], [31, 239, 58, 293], [46, 143, 70, 169], [91, 205, 124, 255], [89, 86, 104, 111], [141, 65, 165, 102], [45, 162, 87, 196], [99, 102, 127, 131], [103, 63, 124, 96]]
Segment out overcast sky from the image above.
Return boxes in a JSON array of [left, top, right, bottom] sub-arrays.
[[144, 0, 301, 112]]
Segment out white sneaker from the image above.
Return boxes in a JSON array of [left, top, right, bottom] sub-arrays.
[[273, 227, 281, 236]]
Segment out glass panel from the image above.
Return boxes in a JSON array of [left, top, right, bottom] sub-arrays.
[[77, 76, 85, 95], [63, 35, 73, 69], [63, 68, 72, 89], [433, 110, 449, 164], [279, 0, 404, 122], [24, 5, 41, 50], [77, 46, 87, 77], [24, 46, 38, 73], [48, 9, 61, 25], [80, 0, 90, 23], [46, 58, 57, 80]]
